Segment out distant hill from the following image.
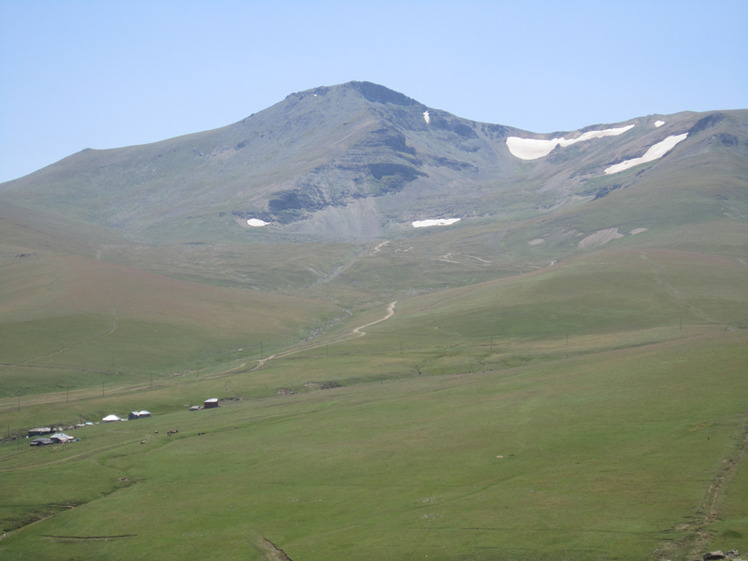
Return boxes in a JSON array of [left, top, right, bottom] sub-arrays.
[[2, 81, 745, 246]]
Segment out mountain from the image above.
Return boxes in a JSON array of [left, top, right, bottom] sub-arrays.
[[3, 81, 746, 246], [2, 83, 748, 560]]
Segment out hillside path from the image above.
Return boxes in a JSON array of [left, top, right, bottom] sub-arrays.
[[245, 301, 397, 372], [352, 300, 397, 336]]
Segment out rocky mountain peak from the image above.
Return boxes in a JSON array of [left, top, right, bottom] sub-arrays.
[[0, 83, 744, 245]]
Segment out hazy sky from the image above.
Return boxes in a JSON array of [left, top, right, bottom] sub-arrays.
[[1, 0, 746, 182]]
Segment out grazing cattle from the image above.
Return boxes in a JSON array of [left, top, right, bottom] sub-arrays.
[[167, 429, 178, 435]]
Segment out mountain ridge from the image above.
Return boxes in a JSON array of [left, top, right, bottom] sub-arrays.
[[1, 81, 746, 245]]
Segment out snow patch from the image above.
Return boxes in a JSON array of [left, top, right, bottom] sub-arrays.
[[412, 218, 460, 228], [654, 120, 665, 127], [630, 228, 648, 235], [423, 110, 430, 124], [527, 238, 545, 246], [604, 133, 688, 175], [506, 124, 635, 160], [247, 218, 270, 227]]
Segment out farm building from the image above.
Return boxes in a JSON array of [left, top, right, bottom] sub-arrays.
[[50, 433, 76, 443], [128, 410, 152, 420], [30, 433, 77, 446], [203, 398, 219, 409], [28, 427, 53, 437]]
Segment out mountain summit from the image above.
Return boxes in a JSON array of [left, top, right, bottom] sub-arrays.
[[1, 81, 746, 243]]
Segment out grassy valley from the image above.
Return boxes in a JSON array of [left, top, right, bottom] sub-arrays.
[[0, 84, 746, 560], [1, 233, 746, 560]]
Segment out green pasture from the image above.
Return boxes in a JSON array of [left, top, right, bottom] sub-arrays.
[[1, 212, 747, 560], [0, 330, 746, 561]]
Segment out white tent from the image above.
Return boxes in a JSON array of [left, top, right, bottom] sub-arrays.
[[102, 414, 121, 422]]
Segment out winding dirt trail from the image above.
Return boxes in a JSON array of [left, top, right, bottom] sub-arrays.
[[352, 300, 397, 336], [246, 301, 398, 372]]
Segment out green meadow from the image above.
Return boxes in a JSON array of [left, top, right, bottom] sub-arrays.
[[1, 240, 747, 561]]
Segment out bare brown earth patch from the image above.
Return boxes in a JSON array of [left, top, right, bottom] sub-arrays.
[[658, 423, 748, 560], [253, 535, 294, 561]]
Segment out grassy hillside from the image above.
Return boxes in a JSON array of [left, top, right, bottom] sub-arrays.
[[1, 245, 746, 561], [1, 330, 745, 561], [0, 89, 745, 559], [0, 247, 342, 400]]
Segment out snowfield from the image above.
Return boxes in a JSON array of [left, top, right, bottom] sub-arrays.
[[604, 133, 688, 175], [506, 124, 635, 160], [412, 218, 461, 228], [247, 218, 270, 227]]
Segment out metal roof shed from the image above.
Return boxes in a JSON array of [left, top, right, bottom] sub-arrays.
[[203, 398, 219, 409]]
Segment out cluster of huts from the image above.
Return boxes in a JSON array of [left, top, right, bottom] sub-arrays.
[[28, 398, 218, 448], [27, 410, 152, 447], [28, 428, 78, 447], [101, 410, 152, 422]]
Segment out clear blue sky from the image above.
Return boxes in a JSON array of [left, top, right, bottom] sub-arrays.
[[1, 0, 746, 183]]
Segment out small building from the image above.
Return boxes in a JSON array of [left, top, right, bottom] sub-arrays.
[[50, 433, 75, 443], [189, 405, 201, 412], [138, 410, 151, 418], [203, 398, 219, 409], [30, 437, 54, 446], [28, 427, 53, 437], [102, 414, 122, 423]]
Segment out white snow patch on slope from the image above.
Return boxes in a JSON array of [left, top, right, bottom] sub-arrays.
[[423, 110, 430, 124], [604, 133, 688, 175], [412, 218, 460, 228], [506, 124, 635, 160], [654, 120, 665, 127], [247, 218, 270, 227]]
